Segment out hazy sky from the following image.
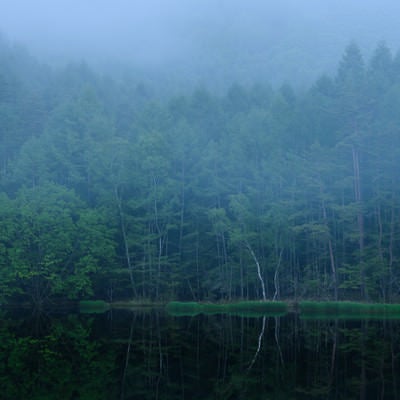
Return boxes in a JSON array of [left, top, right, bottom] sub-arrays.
[[2, 1, 400, 87]]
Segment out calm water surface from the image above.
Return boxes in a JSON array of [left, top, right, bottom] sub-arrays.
[[1, 309, 399, 399]]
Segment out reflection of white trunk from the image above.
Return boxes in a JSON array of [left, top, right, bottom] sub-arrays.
[[390, 323, 398, 398], [155, 313, 163, 400], [248, 316, 266, 371], [245, 241, 266, 301], [274, 316, 284, 366], [329, 319, 338, 391], [360, 320, 367, 400], [120, 314, 135, 400]]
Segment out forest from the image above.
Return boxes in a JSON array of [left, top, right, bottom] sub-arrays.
[[1, 38, 400, 306]]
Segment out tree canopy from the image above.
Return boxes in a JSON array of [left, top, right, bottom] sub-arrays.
[[1, 41, 400, 304]]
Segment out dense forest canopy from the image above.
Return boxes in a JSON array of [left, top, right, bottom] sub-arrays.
[[1, 33, 400, 305]]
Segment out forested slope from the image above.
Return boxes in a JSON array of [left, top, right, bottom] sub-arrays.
[[1, 41, 400, 304]]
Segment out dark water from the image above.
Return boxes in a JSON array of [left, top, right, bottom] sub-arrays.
[[1, 309, 399, 400]]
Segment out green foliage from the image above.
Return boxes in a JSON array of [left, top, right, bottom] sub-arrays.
[[0, 184, 117, 303]]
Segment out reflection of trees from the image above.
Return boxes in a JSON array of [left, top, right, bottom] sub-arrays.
[[0, 311, 399, 399], [0, 311, 116, 399], [297, 318, 400, 400], [247, 316, 266, 371]]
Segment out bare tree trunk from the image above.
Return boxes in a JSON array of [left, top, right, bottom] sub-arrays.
[[179, 159, 185, 261], [221, 232, 229, 299], [273, 248, 283, 301], [152, 174, 162, 299], [389, 196, 395, 302], [322, 198, 338, 300], [352, 146, 367, 300], [240, 250, 244, 299], [376, 205, 387, 301], [196, 229, 200, 298], [115, 185, 137, 297], [245, 240, 266, 301]]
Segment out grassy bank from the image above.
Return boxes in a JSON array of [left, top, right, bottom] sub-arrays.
[[78, 299, 400, 319], [165, 301, 288, 317], [110, 300, 165, 309]]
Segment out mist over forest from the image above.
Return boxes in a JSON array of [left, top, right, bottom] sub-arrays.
[[1, 1, 400, 305], [3, 0, 400, 91]]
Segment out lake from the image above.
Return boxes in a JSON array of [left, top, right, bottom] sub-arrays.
[[1, 308, 399, 399]]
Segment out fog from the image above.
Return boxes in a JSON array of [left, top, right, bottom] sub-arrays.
[[2, 0, 400, 89]]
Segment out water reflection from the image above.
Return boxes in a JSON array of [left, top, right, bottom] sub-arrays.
[[0, 309, 399, 399]]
